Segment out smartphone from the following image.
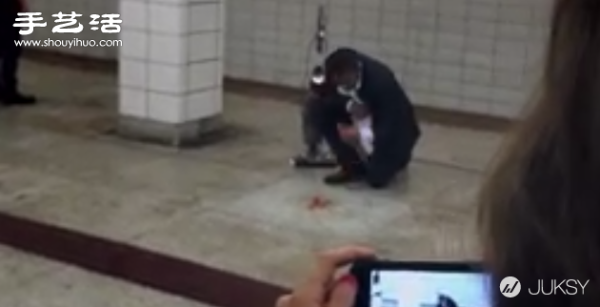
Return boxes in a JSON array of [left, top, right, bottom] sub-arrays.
[[350, 260, 492, 307]]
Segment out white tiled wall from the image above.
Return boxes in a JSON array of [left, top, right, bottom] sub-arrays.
[[118, 0, 223, 124], [225, 0, 551, 118], [34, 0, 552, 117]]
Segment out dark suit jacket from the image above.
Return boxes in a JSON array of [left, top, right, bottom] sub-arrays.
[[328, 48, 421, 169]]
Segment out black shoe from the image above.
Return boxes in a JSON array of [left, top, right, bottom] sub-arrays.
[[324, 167, 364, 185], [1, 92, 37, 106]]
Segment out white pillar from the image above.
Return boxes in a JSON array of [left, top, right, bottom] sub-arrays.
[[118, 0, 224, 146]]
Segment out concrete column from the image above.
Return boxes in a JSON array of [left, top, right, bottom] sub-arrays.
[[118, 0, 224, 146]]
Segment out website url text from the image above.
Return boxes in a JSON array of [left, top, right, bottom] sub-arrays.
[[15, 39, 122, 48]]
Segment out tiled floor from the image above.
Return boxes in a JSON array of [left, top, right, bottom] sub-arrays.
[[0, 59, 505, 303], [0, 246, 212, 307]]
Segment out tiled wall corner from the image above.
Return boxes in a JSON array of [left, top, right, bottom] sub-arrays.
[[119, 0, 149, 119], [183, 0, 223, 123]]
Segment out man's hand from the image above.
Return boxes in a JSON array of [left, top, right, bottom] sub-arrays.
[[275, 246, 375, 307], [337, 124, 359, 144]]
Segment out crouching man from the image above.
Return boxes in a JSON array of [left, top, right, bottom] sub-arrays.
[[320, 48, 421, 189]]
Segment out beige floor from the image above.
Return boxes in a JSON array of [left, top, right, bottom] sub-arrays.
[[0, 246, 211, 307], [0, 59, 505, 295]]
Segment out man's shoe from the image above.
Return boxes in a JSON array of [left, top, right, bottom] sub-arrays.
[[1, 93, 37, 106], [324, 167, 364, 185]]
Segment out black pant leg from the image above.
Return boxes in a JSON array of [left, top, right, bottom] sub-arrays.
[[301, 94, 325, 154], [0, 18, 21, 94]]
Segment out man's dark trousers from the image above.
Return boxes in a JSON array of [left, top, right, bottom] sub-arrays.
[[317, 97, 413, 189], [0, 8, 21, 96], [301, 93, 326, 156]]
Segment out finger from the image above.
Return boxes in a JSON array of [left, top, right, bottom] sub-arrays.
[[275, 295, 292, 307], [308, 246, 375, 286], [327, 275, 358, 307], [291, 246, 374, 307]]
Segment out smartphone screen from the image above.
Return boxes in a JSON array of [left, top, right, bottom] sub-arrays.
[[369, 270, 492, 307]]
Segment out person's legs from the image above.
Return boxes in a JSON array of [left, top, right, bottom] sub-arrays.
[[0, 36, 21, 95], [320, 98, 361, 165], [301, 93, 326, 157], [318, 96, 367, 184], [291, 93, 336, 168], [0, 19, 35, 105]]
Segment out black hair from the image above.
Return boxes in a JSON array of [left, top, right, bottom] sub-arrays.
[[324, 48, 359, 76]]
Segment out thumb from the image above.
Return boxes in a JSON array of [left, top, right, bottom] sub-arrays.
[[327, 275, 358, 307]]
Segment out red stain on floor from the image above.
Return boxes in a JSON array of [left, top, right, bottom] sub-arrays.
[[307, 196, 332, 211]]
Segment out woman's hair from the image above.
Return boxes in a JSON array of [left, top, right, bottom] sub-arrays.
[[479, 0, 600, 306]]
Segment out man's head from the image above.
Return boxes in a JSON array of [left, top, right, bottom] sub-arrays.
[[325, 48, 361, 92]]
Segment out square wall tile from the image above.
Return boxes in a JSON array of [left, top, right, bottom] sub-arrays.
[[149, 3, 187, 34], [188, 32, 219, 62], [218, 1, 225, 31], [120, 0, 147, 30], [120, 29, 148, 59], [187, 60, 218, 92], [148, 63, 186, 94], [149, 34, 187, 64], [184, 88, 220, 121], [148, 92, 185, 123], [119, 59, 147, 88], [119, 87, 147, 118], [189, 3, 219, 32]]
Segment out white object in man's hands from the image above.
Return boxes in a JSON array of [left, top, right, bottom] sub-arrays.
[[346, 99, 374, 156], [356, 117, 374, 155]]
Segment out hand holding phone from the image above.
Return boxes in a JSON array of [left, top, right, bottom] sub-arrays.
[[275, 246, 375, 307]]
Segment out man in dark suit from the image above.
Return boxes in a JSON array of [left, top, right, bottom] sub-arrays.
[[318, 48, 420, 189], [0, 0, 36, 106]]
